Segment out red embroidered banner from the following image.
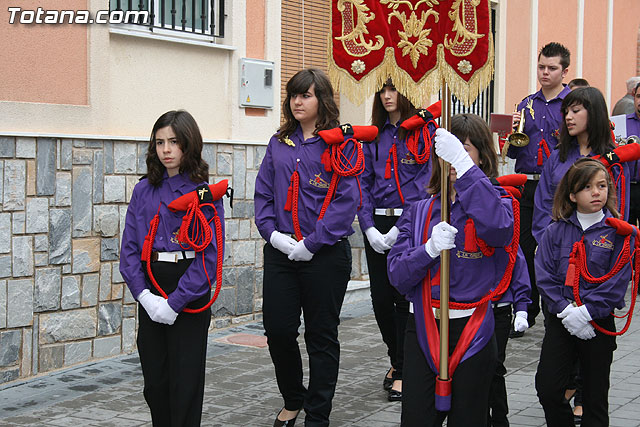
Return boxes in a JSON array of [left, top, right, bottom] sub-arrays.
[[329, 0, 494, 107]]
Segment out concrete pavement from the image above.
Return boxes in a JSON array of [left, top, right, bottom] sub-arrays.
[[2, 296, 640, 426]]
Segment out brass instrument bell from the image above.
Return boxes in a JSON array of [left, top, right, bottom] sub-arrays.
[[618, 135, 640, 145], [508, 109, 530, 147]]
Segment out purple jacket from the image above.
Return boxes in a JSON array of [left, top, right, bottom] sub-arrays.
[[387, 166, 514, 371], [357, 119, 434, 231], [535, 210, 633, 319], [507, 86, 571, 174], [495, 247, 532, 313], [120, 172, 225, 312], [626, 113, 640, 182], [254, 126, 359, 253], [532, 144, 630, 243]]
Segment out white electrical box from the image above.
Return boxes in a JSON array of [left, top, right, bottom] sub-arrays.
[[239, 58, 275, 109]]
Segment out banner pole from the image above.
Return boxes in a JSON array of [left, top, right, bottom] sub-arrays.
[[439, 81, 452, 382]]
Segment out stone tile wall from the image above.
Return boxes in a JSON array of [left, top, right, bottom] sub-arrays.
[[0, 137, 367, 383]]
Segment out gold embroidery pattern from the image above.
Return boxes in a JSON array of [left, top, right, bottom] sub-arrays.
[[382, 0, 440, 68], [283, 137, 295, 147], [456, 250, 483, 259], [310, 174, 331, 189], [400, 152, 417, 164], [526, 98, 535, 120], [444, 0, 484, 57], [335, 0, 384, 57], [592, 234, 614, 250], [170, 230, 187, 245]]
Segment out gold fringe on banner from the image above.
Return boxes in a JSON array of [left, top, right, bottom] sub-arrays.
[[328, 32, 494, 109]]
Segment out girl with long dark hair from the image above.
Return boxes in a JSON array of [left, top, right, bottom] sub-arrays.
[[120, 110, 225, 426], [255, 69, 360, 426], [388, 114, 515, 426], [358, 80, 434, 401], [532, 87, 629, 242]]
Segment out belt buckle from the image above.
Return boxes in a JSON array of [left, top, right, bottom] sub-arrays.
[[173, 253, 179, 263], [434, 308, 441, 319], [385, 208, 394, 216]]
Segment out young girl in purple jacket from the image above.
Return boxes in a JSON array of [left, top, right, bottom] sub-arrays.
[[535, 157, 635, 426], [388, 114, 516, 426], [120, 110, 225, 426]]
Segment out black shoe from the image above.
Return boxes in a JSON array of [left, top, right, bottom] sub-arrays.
[[509, 329, 525, 339], [383, 368, 394, 391], [388, 389, 402, 402], [273, 408, 298, 427]]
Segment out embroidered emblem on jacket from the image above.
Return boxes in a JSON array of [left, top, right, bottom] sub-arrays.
[[456, 250, 483, 259], [170, 230, 187, 245], [592, 233, 614, 250], [310, 173, 330, 189], [400, 152, 417, 165]]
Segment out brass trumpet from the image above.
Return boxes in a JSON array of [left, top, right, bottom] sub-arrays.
[[508, 109, 530, 147], [618, 135, 640, 145]]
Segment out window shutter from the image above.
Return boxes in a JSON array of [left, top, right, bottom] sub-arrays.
[[281, 1, 338, 121]]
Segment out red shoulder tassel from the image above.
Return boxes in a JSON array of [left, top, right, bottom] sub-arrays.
[[464, 219, 477, 252], [564, 262, 576, 287], [537, 147, 543, 167], [321, 148, 332, 172], [385, 157, 392, 179], [284, 183, 293, 211]]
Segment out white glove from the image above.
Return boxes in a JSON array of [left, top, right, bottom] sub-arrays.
[[138, 289, 162, 318], [560, 304, 592, 335], [383, 226, 400, 248], [270, 231, 297, 255], [513, 311, 529, 332], [288, 240, 314, 262], [365, 227, 392, 254], [434, 128, 475, 178], [152, 298, 178, 325], [574, 322, 596, 340], [425, 221, 458, 258]]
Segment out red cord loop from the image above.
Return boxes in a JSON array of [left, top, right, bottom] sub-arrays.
[[287, 134, 365, 241], [565, 227, 638, 336], [142, 185, 227, 314], [424, 194, 521, 310]]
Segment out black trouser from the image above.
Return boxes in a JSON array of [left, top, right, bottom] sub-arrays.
[[489, 305, 512, 427], [363, 214, 409, 381], [520, 179, 541, 325], [137, 259, 212, 427], [402, 313, 497, 427], [628, 182, 640, 226], [535, 314, 616, 427], [262, 240, 351, 427]]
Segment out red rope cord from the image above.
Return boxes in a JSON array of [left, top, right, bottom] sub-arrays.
[[567, 232, 637, 335], [424, 195, 521, 310], [142, 199, 224, 314], [405, 120, 434, 164], [289, 137, 365, 240], [290, 170, 303, 241], [389, 144, 405, 205]]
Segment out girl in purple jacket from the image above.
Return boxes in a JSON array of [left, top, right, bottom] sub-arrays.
[[533, 87, 630, 243], [120, 110, 225, 426], [388, 114, 515, 426], [535, 157, 634, 426], [254, 69, 359, 427], [358, 80, 435, 401]]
